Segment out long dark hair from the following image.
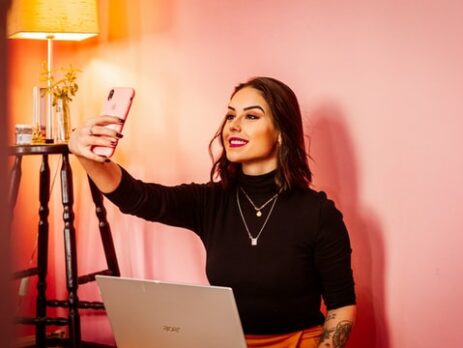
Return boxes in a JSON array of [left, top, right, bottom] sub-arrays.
[[209, 77, 312, 191]]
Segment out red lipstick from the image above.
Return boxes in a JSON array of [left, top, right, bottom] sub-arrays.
[[228, 137, 248, 148]]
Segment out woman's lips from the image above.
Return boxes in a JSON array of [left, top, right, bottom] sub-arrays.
[[228, 137, 248, 148]]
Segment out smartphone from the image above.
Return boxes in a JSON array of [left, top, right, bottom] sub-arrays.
[[92, 87, 135, 158]]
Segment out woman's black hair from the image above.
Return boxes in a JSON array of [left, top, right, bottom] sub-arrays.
[[209, 76, 312, 191]]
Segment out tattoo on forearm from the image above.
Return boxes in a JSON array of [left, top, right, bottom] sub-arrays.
[[318, 320, 353, 348], [332, 320, 352, 347], [325, 313, 337, 321], [319, 327, 335, 346]]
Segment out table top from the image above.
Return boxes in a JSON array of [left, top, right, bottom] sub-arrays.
[[8, 143, 70, 156]]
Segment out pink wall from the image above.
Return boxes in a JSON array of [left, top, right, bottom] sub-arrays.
[[8, 0, 463, 346]]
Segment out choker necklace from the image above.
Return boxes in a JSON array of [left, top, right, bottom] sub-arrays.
[[236, 188, 279, 246], [240, 187, 279, 217]]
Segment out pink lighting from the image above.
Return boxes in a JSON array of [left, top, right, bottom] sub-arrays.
[[8, 1, 463, 347]]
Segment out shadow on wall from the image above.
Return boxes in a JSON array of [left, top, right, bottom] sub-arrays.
[[306, 104, 390, 348]]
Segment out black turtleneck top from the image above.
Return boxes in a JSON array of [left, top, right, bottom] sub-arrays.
[[105, 167, 355, 335]]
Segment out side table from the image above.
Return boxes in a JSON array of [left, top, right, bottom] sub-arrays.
[[9, 144, 120, 347]]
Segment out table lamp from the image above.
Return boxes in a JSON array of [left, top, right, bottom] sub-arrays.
[[7, 0, 99, 143]]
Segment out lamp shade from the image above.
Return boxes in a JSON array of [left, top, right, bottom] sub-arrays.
[[7, 0, 99, 41]]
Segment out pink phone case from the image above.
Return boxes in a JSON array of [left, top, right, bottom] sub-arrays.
[[92, 87, 135, 158]]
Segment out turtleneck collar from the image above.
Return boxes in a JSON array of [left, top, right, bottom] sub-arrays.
[[237, 169, 279, 195]]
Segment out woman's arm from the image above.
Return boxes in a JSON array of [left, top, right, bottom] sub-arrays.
[[314, 197, 356, 347], [70, 116, 206, 231], [317, 304, 356, 348], [68, 115, 124, 193]]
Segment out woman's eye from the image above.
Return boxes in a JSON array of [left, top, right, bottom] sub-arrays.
[[246, 114, 259, 120], [225, 114, 235, 121]]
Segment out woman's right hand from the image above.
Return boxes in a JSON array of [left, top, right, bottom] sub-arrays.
[[68, 115, 124, 163]]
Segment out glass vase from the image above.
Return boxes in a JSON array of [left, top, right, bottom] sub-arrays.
[[56, 98, 71, 143]]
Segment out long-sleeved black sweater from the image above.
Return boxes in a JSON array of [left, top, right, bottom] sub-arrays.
[[105, 168, 355, 335]]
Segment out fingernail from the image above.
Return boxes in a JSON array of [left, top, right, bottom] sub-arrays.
[[118, 118, 125, 123], [105, 158, 111, 163], [116, 132, 123, 138], [110, 140, 118, 146]]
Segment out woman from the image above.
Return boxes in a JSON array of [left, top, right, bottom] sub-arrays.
[[69, 77, 356, 348]]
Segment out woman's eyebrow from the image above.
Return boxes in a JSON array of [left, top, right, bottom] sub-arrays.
[[227, 105, 265, 113], [228, 105, 265, 114], [243, 105, 265, 113]]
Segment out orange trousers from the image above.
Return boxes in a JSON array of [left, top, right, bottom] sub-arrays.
[[245, 325, 323, 348]]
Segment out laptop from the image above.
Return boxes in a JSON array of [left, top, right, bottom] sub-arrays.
[[95, 275, 247, 348]]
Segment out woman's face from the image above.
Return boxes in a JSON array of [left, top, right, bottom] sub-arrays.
[[222, 87, 280, 175]]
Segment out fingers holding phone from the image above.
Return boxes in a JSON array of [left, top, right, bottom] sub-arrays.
[[69, 87, 135, 162], [91, 87, 135, 158], [69, 115, 124, 162]]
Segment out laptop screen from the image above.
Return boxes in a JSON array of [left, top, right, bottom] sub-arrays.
[[96, 275, 247, 348]]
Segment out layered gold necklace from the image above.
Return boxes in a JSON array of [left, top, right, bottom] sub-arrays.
[[236, 188, 279, 246]]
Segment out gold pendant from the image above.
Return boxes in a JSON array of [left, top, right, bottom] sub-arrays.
[[251, 238, 258, 246], [256, 210, 262, 217]]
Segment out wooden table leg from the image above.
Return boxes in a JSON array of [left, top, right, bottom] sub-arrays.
[[36, 154, 50, 347], [88, 177, 121, 277], [60, 153, 81, 347]]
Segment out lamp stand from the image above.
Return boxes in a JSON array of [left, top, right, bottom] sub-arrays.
[[45, 35, 54, 143]]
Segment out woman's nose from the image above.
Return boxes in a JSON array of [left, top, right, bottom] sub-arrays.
[[229, 117, 241, 132]]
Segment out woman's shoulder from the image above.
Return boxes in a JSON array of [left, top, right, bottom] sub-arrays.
[[181, 180, 224, 191], [174, 180, 228, 198], [291, 187, 342, 216], [292, 186, 330, 202]]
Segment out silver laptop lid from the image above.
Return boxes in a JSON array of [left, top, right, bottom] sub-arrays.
[[96, 275, 247, 348]]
